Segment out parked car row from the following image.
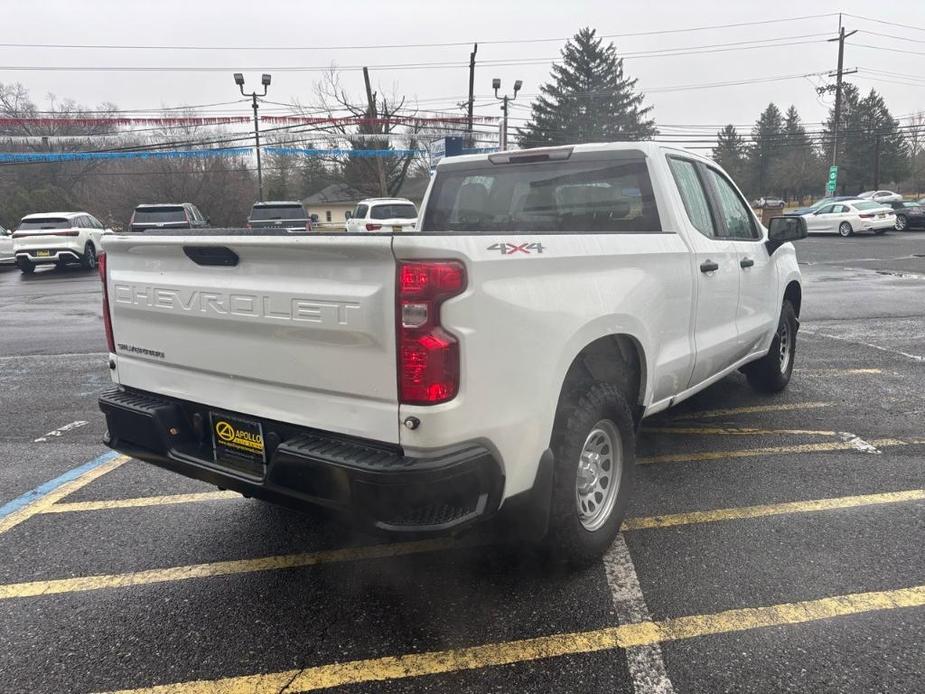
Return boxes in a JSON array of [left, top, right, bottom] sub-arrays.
[[785, 189, 925, 237]]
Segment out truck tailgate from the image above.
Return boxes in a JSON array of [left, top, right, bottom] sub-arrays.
[[103, 233, 399, 443]]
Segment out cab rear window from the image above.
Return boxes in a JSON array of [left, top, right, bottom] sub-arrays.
[[250, 205, 307, 220], [421, 159, 660, 232], [370, 204, 417, 220], [133, 207, 186, 223]]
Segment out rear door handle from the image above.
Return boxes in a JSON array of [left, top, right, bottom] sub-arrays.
[[740, 257, 755, 269], [700, 260, 719, 273]]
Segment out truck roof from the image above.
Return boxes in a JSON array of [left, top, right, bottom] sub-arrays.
[[436, 141, 713, 169]]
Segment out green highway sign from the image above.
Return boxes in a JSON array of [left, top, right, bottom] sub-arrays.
[[826, 165, 839, 194]]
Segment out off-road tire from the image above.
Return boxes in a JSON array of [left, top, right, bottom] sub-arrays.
[[744, 300, 797, 393], [546, 383, 635, 565]]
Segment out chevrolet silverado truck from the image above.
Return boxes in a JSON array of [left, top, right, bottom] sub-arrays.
[[98, 142, 807, 562]]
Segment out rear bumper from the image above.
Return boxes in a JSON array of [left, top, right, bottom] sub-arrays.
[[15, 246, 83, 264], [99, 386, 504, 534]]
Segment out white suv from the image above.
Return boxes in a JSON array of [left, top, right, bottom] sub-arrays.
[[0, 224, 13, 265], [345, 198, 418, 232], [12, 211, 110, 274]]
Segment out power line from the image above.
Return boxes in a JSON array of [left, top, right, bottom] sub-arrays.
[[0, 14, 839, 52], [843, 13, 925, 34], [0, 37, 831, 73]]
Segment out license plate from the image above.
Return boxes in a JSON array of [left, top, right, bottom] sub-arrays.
[[35, 250, 50, 257], [210, 412, 266, 469], [392, 225, 402, 232], [878, 214, 885, 218]]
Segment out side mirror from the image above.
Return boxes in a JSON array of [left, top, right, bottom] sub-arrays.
[[766, 216, 807, 254], [344, 211, 353, 220]]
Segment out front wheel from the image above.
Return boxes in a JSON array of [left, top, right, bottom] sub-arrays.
[[744, 300, 797, 393], [895, 215, 907, 231], [838, 222, 853, 238], [546, 383, 635, 565]]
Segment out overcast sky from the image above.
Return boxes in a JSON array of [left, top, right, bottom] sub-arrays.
[[3, 0, 924, 147]]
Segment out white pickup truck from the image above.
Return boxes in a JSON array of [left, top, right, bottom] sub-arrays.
[[98, 142, 807, 562]]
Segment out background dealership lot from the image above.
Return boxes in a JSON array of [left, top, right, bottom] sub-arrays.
[[0, 232, 922, 693]]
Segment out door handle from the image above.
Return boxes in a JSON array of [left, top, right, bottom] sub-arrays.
[[700, 260, 719, 273], [740, 257, 755, 269]]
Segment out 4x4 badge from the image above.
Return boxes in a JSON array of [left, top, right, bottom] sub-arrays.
[[487, 242, 545, 255]]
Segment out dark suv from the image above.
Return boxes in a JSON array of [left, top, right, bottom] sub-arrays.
[[247, 201, 313, 232], [130, 203, 209, 232]]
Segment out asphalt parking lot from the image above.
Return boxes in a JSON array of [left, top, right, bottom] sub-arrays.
[[1, 232, 923, 693]]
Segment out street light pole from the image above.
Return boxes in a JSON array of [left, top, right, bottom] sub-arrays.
[[234, 72, 271, 202], [493, 78, 522, 150]]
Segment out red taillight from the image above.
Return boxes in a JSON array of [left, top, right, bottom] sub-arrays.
[[397, 260, 466, 405], [366, 223, 382, 231], [98, 253, 116, 353], [859, 213, 875, 219]]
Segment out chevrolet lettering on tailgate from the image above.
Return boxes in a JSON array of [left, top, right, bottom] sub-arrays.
[[113, 284, 361, 326]]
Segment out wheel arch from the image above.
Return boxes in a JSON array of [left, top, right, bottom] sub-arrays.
[[553, 334, 647, 434], [783, 280, 802, 318]]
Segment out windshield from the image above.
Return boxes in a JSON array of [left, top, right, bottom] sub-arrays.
[[250, 204, 307, 220], [421, 158, 660, 232], [17, 218, 72, 230], [133, 207, 187, 224], [370, 204, 417, 220]]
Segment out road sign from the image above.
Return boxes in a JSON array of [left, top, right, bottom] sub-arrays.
[[826, 165, 838, 194]]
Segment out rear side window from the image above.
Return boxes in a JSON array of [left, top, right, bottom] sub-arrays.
[[705, 169, 760, 240], [667, 158, 716, 238], [421, 159, 661, 232], [354, 204, 369, 219], [370, 204, 417, 220], [17, 217, 71, 230], [250, 205, 306, 220]]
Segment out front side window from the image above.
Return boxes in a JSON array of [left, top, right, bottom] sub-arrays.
[[706, 169, 759, 240], [667, 157, 715, 238], [422, 159, 660, 232]]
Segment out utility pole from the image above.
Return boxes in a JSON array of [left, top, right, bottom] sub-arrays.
[[362, 67, 388, 196], [827, 15, 857, 168], [466, 43, 478, 147], [493, 77, 522, 150], [234, 72, 271, 201], [873, 131, 882, 189]]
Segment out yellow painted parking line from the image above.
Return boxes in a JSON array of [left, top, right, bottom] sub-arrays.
[[101, 583, 925, 693], [0, 455, 129, 535], [0, 538, 458, 600], [638, 438, 907, 465], [644, 426, 838, 437], [44, 490, 239, 514], [669, 401, 831, 420], [622, 489, 925, 530]]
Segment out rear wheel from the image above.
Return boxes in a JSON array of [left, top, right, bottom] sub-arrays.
[[895, 215, 907, 231], [16, 258, 35, 274], [744, 300, 797, 393], [546, 383, 635, 565], [80, 243, 97, 271], [838, 222, 853, 237]]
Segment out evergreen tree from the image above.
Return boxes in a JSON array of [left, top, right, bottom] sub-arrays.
[[748, 103, 783, 195], [518, 28, 656, 148], [712, 125, 750, 189], [823, 86, 907, 192], [771, 106, 821, 201]]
